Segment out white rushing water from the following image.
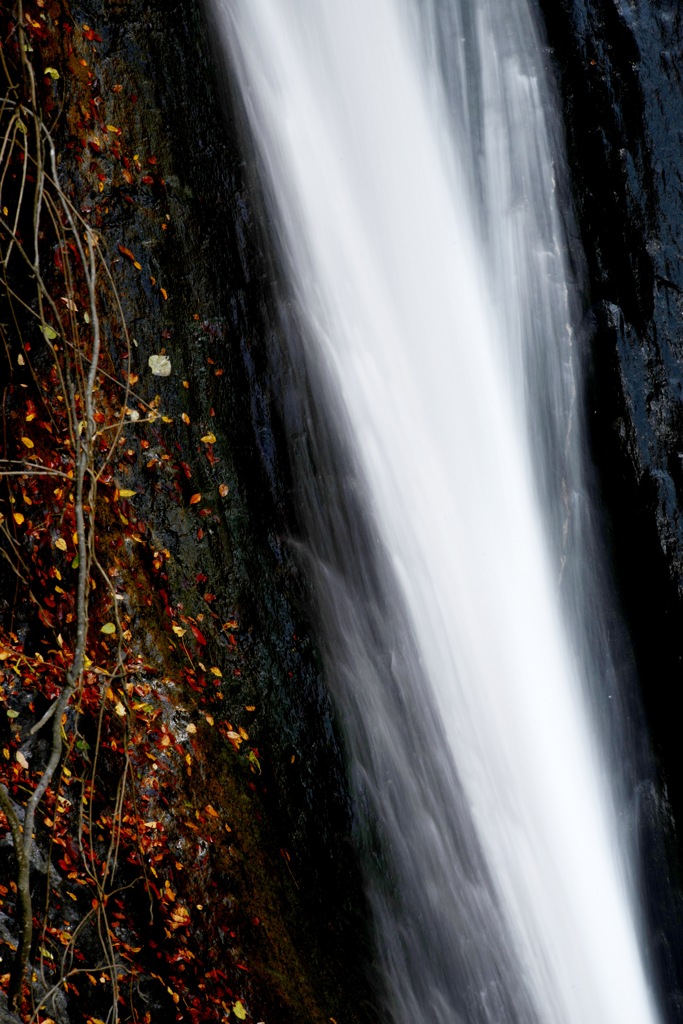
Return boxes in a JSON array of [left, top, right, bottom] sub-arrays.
[[207, 0, 661, 1021]]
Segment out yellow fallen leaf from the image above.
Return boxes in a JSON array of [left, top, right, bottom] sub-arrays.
[[115, 702, 126, 718], [201, 433, 217, 444], [186, 723, 197, 734], [44, 67, 59, 80], [118, 489, 137, 498], [16, 751, 29, 770], [100, 622, 116, 635], [205, 714, 214, 726], [172, 625, 186, 637], [55, 537, 67, 551], [210, 666, 222, 678], [168, 904, 190, 930], [181, 413, 190, 425], [13, 512, 24, 525], [21, 436, 34, 449], [233, 1001, 247, 1021]]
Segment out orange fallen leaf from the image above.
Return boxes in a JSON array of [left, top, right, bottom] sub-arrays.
[[218, 483, 229, 497], [189, 493, 202, 505]]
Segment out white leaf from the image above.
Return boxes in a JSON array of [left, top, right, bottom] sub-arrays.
[[148, 354, 172, 377]]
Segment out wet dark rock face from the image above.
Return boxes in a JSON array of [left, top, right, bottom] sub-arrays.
[[538, 0, 683, 1016], [66, 0, 377, 1019]]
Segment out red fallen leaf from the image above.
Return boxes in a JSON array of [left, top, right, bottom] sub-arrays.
[[148, 156, 158, 165], [197, 528, 204, 541], [88, 140, 102, 154], [141, 175, 154, 185], [118, 244, 136, 262], [83, 26, 103, 42], [38, 608, 55, 628], [179, 461, 192, 480], [190, 624, 207, 646]]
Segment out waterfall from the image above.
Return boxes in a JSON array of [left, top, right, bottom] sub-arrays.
[[206, 0, 662, 1020]]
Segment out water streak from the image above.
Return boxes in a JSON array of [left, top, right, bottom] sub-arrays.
[[206, 0, 661, 1020]]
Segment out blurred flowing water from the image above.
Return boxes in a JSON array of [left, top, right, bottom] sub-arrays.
[[207, 0, 662, 1020]]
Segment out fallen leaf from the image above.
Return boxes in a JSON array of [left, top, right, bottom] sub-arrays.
[[115, 702, 126, 718], [189, 493, 202, 505], [181, 413, 190, 425], [13, 512, 24, 525], [219, 483, 229, 497], [168, 904, 190, 930], [16, 751, 29, 770], [100, 623, 116, 635], [55, 538, 67, 551], [190, 624, 207, 645], [172, 625, 186, 637], [118, 245, 136, 262], [148, 354, 171, 377], [201, 433, 217, 444], [233, 1001, 247, 1020], [210, 667, 222, 678], [44, 67, 59, 79], [118, 489, 137, 498]]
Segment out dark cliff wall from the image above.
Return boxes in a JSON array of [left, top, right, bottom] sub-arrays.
[[1, 0, 377, 1020], [538, 0, 683, 1016]]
